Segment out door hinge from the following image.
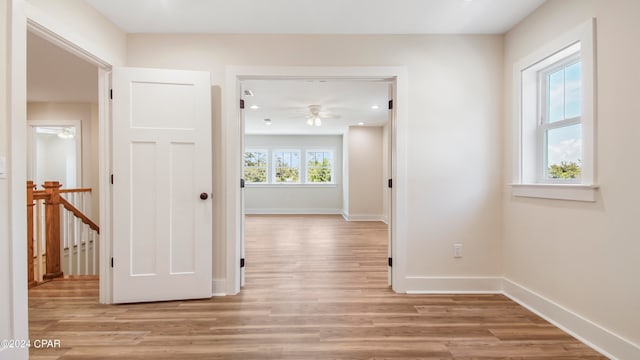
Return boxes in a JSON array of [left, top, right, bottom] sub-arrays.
[[388, 257, 393, 267], [240, 179, 245, 188], [111, 257, 114, 268], [240, 99, 245, 109], [110, 174, 114, 185], [110, 89, 113, 100], [388, 179, 392, 188], [240, 258, 245, 268], [388, 99, 393, 110]]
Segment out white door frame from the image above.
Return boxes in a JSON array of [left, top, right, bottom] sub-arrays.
[[25, 5, 114, 305], [224, 66, 410, 295], [7, 5, 115, 354]]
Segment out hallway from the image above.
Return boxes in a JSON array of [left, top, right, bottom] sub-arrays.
[[28, 215, 605, 359]]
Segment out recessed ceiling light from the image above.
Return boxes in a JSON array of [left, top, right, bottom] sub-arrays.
[[249, 105, 260, 110], [358, 122, 365, 126], [263, 118, 272, 125], [371, 105, 379, 110]]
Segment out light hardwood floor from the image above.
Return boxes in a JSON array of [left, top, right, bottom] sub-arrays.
[[29, 215, 607, 359]]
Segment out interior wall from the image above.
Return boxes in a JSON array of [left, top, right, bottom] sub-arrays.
[[0, 0, 12, 347], [244, 134, 343, 214], [503, 0, 640, 349], [35, 132, 76, 187], [127, 33, 504, 285], [347, 126, 383, 219], [25, 0, 126, 65], [27, 102, 99, 220]]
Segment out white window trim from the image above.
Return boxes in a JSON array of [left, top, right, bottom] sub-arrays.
[[305, 149, 335, 185], [243, 148, 269, 184], [511, 18, 598, 202], [271, 149, 302, 184]]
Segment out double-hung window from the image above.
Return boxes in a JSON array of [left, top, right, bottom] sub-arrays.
[[243, 150, 268, 183], [538, 55, 582, 182], [513, 19, 597, 201], [306, 150, 333, 183], [273, 150, 300, 183]]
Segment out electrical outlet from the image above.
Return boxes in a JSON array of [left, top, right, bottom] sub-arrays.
[[0, 156, 6, 178], [453, 243, 463, 258]]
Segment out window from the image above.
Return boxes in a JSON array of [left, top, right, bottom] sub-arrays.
[[243, 150, 267, 183], [306, 151, 333, 183], [273, 150, 300, 183], [539, 55, 582, 182], [512, 19, 597, 201]]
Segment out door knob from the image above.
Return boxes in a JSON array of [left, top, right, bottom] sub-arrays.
[[200, 192, 209, 200]]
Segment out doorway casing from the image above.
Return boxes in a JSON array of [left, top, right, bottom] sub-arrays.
[[224, 66, 409, 295]]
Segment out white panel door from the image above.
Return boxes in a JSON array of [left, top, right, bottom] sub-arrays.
[[112, 67, 212, 303]]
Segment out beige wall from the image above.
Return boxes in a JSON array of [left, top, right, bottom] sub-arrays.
[[27, 102, 100, 221], [0, 0, 11, 346], [127, 33, 504, 281], [26, 0, 126, 65], [348, 126, 383, 218], [503, 0, 640, 347]]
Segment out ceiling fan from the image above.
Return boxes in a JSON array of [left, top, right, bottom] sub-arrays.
[[305, 104, 340, 127]]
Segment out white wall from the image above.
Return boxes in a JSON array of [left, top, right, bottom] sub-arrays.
[[127, 33, 504, 286], [347, 126, 384, 219], [0, 0, 11, 349], [35, 132, 76, 187], [25, 0, 126, 65], [244, 134, 343, 214], [27, 102, 99, 221], [503, 0, 640, 355]]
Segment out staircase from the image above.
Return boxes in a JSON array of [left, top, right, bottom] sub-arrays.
[[27, 181, 100, 288]]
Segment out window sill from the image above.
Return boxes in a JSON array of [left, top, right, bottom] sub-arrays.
[[246, 183, 337, 188], [510, 183, 599, 202]]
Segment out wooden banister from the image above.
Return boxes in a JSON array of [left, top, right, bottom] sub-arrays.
[[59, 197, 100, 234], [43, 181, 63, 280], [26, 181, 36, 288], [60, 188, 92, 194]]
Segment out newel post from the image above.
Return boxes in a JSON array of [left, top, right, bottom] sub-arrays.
[[26, 181, 36, 287], [43, 181, 63, 280]]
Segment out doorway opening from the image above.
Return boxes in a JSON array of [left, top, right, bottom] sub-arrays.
[[25, 28, 104, 292], [238, 77, 395, 290]]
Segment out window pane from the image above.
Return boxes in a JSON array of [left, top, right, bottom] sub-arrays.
[[547, 69, 565, 123], [564, 62, 581, 119], [243, 151, 267, 183], [546, 124, 582, 179], [274, 151, 300, 183], [307, 151, 333, 183]]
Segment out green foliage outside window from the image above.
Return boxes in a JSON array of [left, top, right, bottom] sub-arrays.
[[274, 152, 300, 183], [307, 152, 332, 183], [548, 160, 581, 179], [244, 151, 267, 183]]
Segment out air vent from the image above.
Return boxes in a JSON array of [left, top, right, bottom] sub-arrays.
[[243, 89, 254, 96]]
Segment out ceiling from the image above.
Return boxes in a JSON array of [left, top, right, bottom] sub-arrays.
[[27, 32, 98, 103], [27, 0, 547, 129], [243, 79, 390, 135], [85, 0, 546, 35]]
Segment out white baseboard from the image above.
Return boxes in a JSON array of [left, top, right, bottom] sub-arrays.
[[245, 208, 342, 215], [211, 278, 227, 296], [342, 213, 386, 222], [503, 278, 640, 360], [404, 276, 503, 294]]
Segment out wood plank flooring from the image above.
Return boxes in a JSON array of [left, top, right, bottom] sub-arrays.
[[29, 215, 607, 359]]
